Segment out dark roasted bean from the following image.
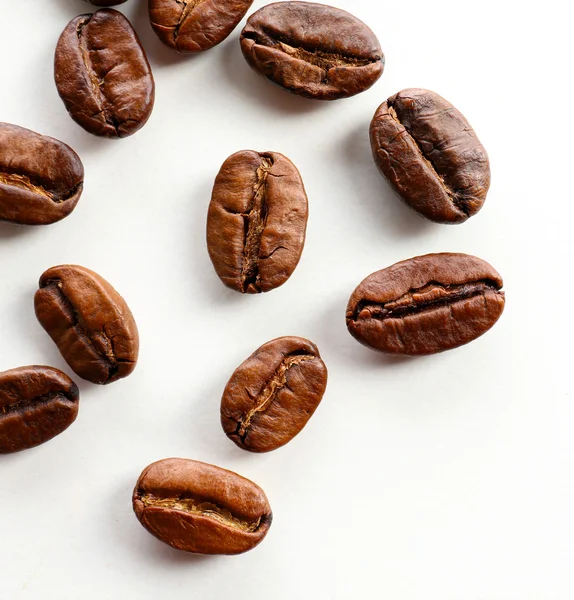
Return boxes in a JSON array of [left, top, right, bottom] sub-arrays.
[[0, 123, 84, 226], [133, 458, 272, 554], [0, 366, 79, 454], [86, 1, 127, 5], [149, 0, 254, 53], [221, 336, 328, 453], [207, 150, 308, 294], [240, 2, 384, 100], [34, 265, 139, 385], [370, 89, 491, 223], [54, 9, 154, 138], [346, 253, 505, 355]]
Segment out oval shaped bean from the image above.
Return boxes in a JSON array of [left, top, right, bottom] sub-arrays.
[[0, 366, 79, 454], [221, 336, 328, 453], [240, 2, 384, 100], [133, 458, 272, 554], [370, 89, 491, 223], [55, 9, 154, 138], [149, 0, 254, 53], [207, 150, 308, 294], [0, 123, 84, 226], [34, 265, 139, 385], [346, 253, 505, 355]]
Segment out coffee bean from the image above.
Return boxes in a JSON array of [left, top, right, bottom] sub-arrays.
[[133, 458, 272, 554], [0, 366, 79, 454], [221, 336, 328, 453], [34, 265, 139, 385], [0, 123, 84, 226], [346, 253, 505, 355], [207, 150, 308, 294], [86, 1, 127, 5], [54, 9, 154, 138], [370, 89, 490, 224], [149, 0, 254, 53], [240, 2, 384, 100]]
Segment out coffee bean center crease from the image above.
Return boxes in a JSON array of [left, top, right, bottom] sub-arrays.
[[234, 351, 315, 438], [43, 280, 132, 383], [76, 16, 122, 135], [243, 31, 376, 79], [0, 392, 73, 416], [0, 172, 79, 203], [353, 280, 502, 321], [386, 103, 473, 216], [140, 493, 262, 532]]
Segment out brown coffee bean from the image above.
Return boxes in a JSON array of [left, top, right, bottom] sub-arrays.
[[133, 458, 272, 555], [149, 0, 254, 53], [370, 89, 490, 224], [54, 9, 154, 138], [207, 150, 308, 294], [346, 253, 505, 355], [34, 265, 139, 385], [221, 336, 328, 453], [86, 1, 127, 5], [240, 2, 384, 100], [0, 366, 79, 454], [0, 123, 84, 226]]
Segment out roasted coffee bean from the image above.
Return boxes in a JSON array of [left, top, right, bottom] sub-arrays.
[[0, 366, 79, 454], [240, 2, 384, 100], [86, 1, 127, 5], [133, 458, 272, 555], [221, 337, 328, 453], [346, 253, 505, 355], [34, 265, 139, 385], [149, 0, 254, 53], [55, 9, 154, 138], [207, 150, 308, 294], [370, 89, 490, 224], [0, 123, 84, 226]]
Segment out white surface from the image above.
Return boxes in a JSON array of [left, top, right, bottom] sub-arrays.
[[0, 0, 571, 598]]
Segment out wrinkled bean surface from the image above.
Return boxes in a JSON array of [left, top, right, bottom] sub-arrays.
[[34, 265, 139, 385], [133, 458, 272, 554], [221, 336, 328, 453], [207, 150, 308, 294], [240, 1, 384, 100], [149, 0, 254, 53], [55, 9, 154, 138], [370, 88, 490, 223], [346, 253, 505, 355], [0, 123, 84, 225], [0, 366, 79, 454]]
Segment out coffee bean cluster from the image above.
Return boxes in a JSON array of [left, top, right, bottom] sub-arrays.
[[0, 1, 505, 556]]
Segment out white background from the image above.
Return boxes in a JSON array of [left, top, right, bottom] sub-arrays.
[[0, 0, 572, 598]]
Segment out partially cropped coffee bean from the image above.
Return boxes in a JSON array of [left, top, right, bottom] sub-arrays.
[[133, 458, 272, 555], [240, 1, 384, 100], [55, 9, 154, 138], [149, 0, 254, 53], [0, 123, 84, 226], [370, 89, 490, 224], [34, 265, 139, 385], [86, 1, 127, 5], [0, 366, 79, 454], [221, 336, 328, 453], [346, 253, 505, 355], [207, 150, 308, 294]]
